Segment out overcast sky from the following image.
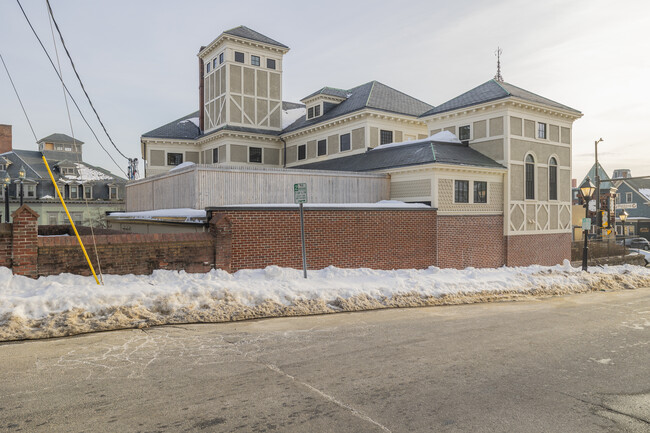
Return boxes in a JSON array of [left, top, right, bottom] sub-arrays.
[[1, 0, 648, 181]]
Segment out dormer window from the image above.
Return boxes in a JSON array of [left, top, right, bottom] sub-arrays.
[[61, 167, 75, 176], [307, 105, 321, 119]]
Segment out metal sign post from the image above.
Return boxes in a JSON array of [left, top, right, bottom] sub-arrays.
[[294, 183, 308, 278]]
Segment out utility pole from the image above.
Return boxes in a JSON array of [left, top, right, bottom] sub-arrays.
[[594, 138, 603, 236]]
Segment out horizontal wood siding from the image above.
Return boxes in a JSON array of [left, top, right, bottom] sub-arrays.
[[127, 165, 389, 211]]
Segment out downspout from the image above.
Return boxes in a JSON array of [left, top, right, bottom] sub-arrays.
[[198, 47, 205, 132]]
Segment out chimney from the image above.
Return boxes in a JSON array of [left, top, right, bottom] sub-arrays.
[[198, 47, 205, 132], [0, 124, 12, 154], [571, 178, 577, 188]]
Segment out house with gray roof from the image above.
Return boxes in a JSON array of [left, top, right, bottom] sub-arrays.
[[0, 125, 126, 226]]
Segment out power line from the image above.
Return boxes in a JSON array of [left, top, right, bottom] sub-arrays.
[[45, 0, 129, 161], [15, 0, 127, 176], [0, 52, 38, 142]]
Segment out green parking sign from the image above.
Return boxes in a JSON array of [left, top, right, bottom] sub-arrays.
[[294, 183, 307, 204]]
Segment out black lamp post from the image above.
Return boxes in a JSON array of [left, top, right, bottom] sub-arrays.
[[2, 174, 9, 223], [579, 177, 596, 271], [620, 210, 628, 238], [18, 166, 25, 206]]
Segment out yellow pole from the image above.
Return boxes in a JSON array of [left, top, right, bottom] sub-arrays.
[[42, 155, 101, 285]]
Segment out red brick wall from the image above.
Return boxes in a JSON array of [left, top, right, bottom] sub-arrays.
[[437, 215, 506, 269], [37, 232, 215, 277], [11, 206, 39, 277], [0, 124, 11, 154], [506, 233, 572, 267], [211, 209, 438, 272], [0, 224, 12, 268]]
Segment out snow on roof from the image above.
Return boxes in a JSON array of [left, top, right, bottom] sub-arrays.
[[109, 208, 207, 221], [638, 188, 650, 201], [214, 200, 431, 209], [282, 107, 306, 129], [179, 117, 200, 128], [169, 161, 196, 172], [62, 163, 113, 181], [370, 130, 461, 151]]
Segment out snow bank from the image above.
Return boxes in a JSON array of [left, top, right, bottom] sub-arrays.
[[1, 262, 649, 341], [282, 107, 306, 128], [109, 208, 207, 219], [169, 161, 196, 172]]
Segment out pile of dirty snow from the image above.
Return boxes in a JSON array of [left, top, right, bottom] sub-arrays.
[[1, 262, 649, 341]]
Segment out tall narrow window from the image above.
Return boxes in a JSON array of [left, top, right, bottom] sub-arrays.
[[298, 144, 306, 160], [474, 181, 487, 203], [548, 157, 558, 200], [538, 123, 547, 139], [317, 139, 327, 156], [212, 148, 219, 163], [212, 58, 217, 69], [340, 133, 351, 151], [206, 63, 211, 73], [525, 154, 535, 200], [307, 107, 314, 119], [314, 105, 320, 117], [455, 180, 469, 203], [219, 52, 224, 64]]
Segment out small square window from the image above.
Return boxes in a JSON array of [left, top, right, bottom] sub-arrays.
[[317, 139, 327, 156], [380, 130, 393, 145], [298, 144, 306, 160], [459, 125, 471, 141], [251, 55, 260, 66], [267, 58, 276, 69], [538, 123, 547, 139], [474, 181, 487, 203], [249, 147, 262, 163], [219, 52, 224, 64], [234, 52, 245, 63], [212, 148, 219, 163], [167, 152, 183, 166], [455, 180, 469, 203], [340, 133, 351, 152]]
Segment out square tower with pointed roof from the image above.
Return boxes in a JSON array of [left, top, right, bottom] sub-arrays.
[[198, 26, 289, 133]]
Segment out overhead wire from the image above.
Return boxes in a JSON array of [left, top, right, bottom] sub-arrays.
[[47, 6, 104, 283], [45, 0, 129, 161], [15, 0, 127, 176], [0, 53, 38, 142]]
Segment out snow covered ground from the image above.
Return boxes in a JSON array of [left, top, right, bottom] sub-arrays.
[[1, 262, 649, 342]]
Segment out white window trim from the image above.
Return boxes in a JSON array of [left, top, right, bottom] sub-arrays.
[[626, 192, 633, 203], [459, 125, 471, 141], [548, 155, 559, 202]]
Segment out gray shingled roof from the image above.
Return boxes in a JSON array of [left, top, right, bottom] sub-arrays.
[[420, 80, 581, 117], [301, 86, 349, 101], [283, 81, 434, 133], [294, 139, 504, 172], [223, 26, 288, 49], [142, 112, 201, 140], [37, 133, 84, 145]]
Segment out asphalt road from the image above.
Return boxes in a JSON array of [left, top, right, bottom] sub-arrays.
[[1, 288, 649, 433]]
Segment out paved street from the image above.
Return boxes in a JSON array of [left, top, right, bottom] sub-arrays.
[[1, 288, 649, 432]]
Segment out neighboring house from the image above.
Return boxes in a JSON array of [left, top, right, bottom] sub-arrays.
[[612, 174, 650, 239], [138, 25, 583, 265], [0, 126, 126, 226]]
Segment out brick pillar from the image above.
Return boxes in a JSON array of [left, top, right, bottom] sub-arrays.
[[11, 205, 39, 278], [0, 124, 11, 154], [209, 213, 232, 272]]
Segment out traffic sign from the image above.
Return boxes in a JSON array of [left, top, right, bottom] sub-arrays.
[[581, 218, 591, 230], [294, 183, 307, 204]]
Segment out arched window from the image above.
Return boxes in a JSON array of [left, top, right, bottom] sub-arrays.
[[549, 157, 558, 200], [525, 154, 535, 200]]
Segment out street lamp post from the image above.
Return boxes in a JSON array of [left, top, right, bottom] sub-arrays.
[[580, 177, 596, 271], [594, 138, 603, 236], [18, 166, 25, 207], [620, 210, 628, 239], [2, 174, 10, 223]]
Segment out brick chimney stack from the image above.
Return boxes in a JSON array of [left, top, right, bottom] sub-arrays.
[[0, 125, 12, 154], [571, 178, 577, 188]]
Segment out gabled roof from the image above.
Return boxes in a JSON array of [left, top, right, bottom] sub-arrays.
[[420, 79, 581, 117], [294, 139, 504, 172], [621, 178, 650, 202], [37, 133, 84, 145], [142, 111, 201, 140], [301, 87, 349, 102], [581, 162, 613, 190], [283, 81, 434, 133], [222, 26, 288, 49]]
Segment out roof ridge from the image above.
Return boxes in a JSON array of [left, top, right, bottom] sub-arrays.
[[365, 81, 377, 107], [491, 78, 511, 96], [370, 80, 434, 109]]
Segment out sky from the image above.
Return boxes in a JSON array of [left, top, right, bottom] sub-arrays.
[[0, 0, 648, 181]]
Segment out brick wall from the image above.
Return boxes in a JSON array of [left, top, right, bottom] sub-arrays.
[[506, 233, 571, 267], [11, 206, 39, 277], [437, 215, 506, 269], [0, 223, 12, 268], [211, 209, 438, 272], [38, 232, 215, 276], [0, 124, 11, 154]]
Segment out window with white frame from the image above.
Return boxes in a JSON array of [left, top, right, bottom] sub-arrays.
[[548, 157, 558, 200], [219, 52, 224, 64], [626, 192, 633, 203], [26, 184, 36, 198], [525, 154, 535, 200], [69, 185, 79, 199], [83, 185, 92, 199], [474, 181, 487, 203], [109, 186, 118, 200], [249, 147, 262, 163], [317, 139, 326, 156], [340, 133, 351, 152], [538, 123, 547, 139], [298, 144, 306, 160], [380, 130, 393, 145], [251, 55, 260, 66]]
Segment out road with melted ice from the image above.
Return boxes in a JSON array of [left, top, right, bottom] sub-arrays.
[[1, 288, 649, 432]]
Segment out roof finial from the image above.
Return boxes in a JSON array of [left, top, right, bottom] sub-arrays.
[[494, 47, 504, 82]]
